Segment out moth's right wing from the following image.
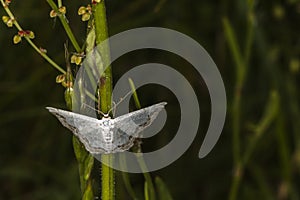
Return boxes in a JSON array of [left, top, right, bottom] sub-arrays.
[[113, 102, 167, 138], [46, 107, 107, 154]]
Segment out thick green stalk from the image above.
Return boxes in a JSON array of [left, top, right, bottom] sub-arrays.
[[93, 1, 114, 200]]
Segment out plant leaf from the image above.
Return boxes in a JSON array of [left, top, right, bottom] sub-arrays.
[[155, 176, 173, 200]]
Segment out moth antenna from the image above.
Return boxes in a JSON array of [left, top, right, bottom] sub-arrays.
[[108, 90, 134, 115], [83, 90, 134, 118], [112, 101, 117, 117], [82, 103, 107, 117]]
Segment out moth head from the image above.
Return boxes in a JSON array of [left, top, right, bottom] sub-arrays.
[[102, 113, 111, 119], [82, 103, 112, 118]]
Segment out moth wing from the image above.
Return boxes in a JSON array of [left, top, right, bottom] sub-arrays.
[[112, 102, 167, 139], [46, 107, 108, 154]]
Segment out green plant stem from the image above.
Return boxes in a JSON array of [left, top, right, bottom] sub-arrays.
[[129, 78, 156, 200], [257, 25, 294, 198], [128, 78, 141, 109], [121, 170, 138, 200], [243, 91, 279, 164], [0, 0, 66, 74], [223, 17, 244, 166], [47, 0, 81, 53], [57, 0, 62, 8], [286, 76, 300, 174], [250, 164, 275, 200], [223, 8, 254, 199], [138, 156, 156, 200], [223, 18, 246, 86], [276, 111, 292, 198], [73, 136, 95, 200], [93, 1, 114, 200], [229, 91, 279, 200]]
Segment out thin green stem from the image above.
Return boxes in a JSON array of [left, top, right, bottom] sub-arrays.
[[121, 169, 138, 200], [47, 0, 81, 53], [138, 155, 156, 200], [229, 163, 242, 200], [229, 91, 279, 200], [129, 78, 156, 200], [223, 17, 246, 86], [276, 111, 292, 198], [25, 38, 66, 74], [231, 94, 241, 164], [250, 164, 275, 200], [244, 13, 254, 65], [128, 78, 141, 109], [57, 0, 62, 8], [243, 91, 279, 164], [223, 17, 245, 167], [0, 0, 66, 74], [223, 11, 253, 199]]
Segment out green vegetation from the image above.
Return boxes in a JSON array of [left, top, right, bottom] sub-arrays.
[[0, 0, 299, 199]]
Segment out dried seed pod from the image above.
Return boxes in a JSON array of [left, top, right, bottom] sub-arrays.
[[81, 13, 91, 21], [50, 10, 57, 18], [58, 6, 66, 14], [78, 6, 86, 15], [56, 74, 66, 83], [78, 5, 92, 21], [92, 0, 101, 5]]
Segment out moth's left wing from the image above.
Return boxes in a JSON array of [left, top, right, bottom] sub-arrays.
[[112, 102, 167, 139], [46, 107, 109, 154]]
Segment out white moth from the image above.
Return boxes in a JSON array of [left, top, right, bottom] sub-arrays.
[[46, 102, 167, 154]]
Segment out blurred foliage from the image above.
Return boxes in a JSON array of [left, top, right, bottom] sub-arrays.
[[0, 0, 300, 199]]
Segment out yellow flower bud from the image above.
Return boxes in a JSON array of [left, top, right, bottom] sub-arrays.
[[13, 35, 21, 44], [6, 19, 13, 27], [56, 74, 66, 83], [71, 55, 82, 65], [27, 31, 35, 39], [2, 16, 9, 23]]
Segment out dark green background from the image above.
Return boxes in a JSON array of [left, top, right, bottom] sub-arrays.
[[0, 0, 299, 199]]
